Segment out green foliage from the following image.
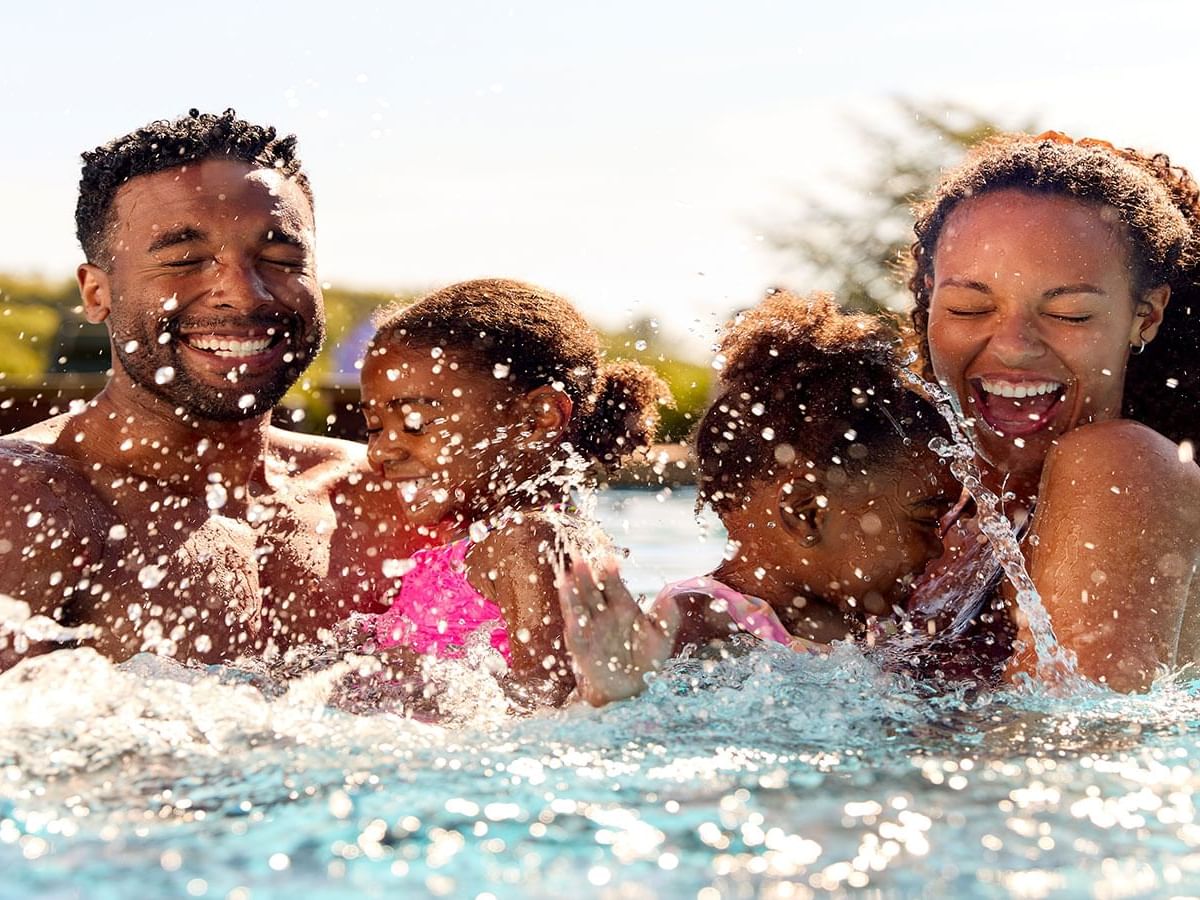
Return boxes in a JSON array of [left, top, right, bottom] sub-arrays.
[[0, 275, 78, 378], [765, 98, 1038, 313]]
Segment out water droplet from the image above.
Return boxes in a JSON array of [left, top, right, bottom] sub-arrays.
[[469, 521, 489, 542], [493, 362, 511, 379], [155, 366, 175, 385], [194, 634, 212, 653], [124, 339, 140, 354], [161, 295, 179, 312], [138, 564, 166, 589], [108, 523, 128, 541], [291, 408, 306, 423], [25, 511, 43, 528], [386, 369, 400, 382], [751, 402, 765, 416], [381, 558, 415, 578], [206, 482, 228, 510], [711, 354, 727, 371], [634, 340, 647, 351], [761, 427, 775, 440], [238, 394, 256, 409], [119, 439, 134, 452], [157, 332, 172, 345], [404, 411, 423, 430]]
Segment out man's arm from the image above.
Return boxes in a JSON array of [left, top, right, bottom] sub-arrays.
[[0, 442, 106, 669]]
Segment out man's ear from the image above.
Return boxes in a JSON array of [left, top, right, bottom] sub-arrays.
[[521, 384, 573, 439], [777, 478, 823, 546], [1132, 283, 1170, 346], [77, 263, 113, 324]]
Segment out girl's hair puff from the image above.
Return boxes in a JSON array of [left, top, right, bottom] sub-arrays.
[[908, 132, 1200, 443], [372, 278, 670, 469], [697, 290, 946, 515]]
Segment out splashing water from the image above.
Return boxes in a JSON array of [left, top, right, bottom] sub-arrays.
[[906, 372, 1080, 687]]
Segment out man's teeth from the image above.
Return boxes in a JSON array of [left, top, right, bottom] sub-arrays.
[[186, 336, 273, 358], [978, 379, 1063, 400]]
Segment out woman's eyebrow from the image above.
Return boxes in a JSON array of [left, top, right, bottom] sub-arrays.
[[1042, 283, 1105, 299], [937, 276, 992, 294]]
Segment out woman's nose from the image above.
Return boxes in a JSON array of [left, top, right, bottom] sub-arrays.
[[368, 431, 409, 464], [990, 309, 1047, 366]]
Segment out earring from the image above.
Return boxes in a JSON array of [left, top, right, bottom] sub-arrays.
[[1131, 337, 1148, 355], [801, 533, 819, 547]]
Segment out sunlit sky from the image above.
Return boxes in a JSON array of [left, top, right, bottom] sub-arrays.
[[5, 1, 1200, 356]]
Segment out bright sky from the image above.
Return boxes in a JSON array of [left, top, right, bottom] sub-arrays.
[[4, 1, 1200, 356]]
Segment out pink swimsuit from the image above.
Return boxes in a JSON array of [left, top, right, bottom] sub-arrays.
[[652, 576, 826, 653], [374, 539, 513, 664]]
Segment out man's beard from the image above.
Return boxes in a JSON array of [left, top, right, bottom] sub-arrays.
[[115, 312, 326, 423]]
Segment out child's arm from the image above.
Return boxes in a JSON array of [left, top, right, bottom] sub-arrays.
[[556, 558, 680, 706], [466, 517, 577, 707]]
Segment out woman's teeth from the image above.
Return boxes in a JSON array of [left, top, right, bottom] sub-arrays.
[[978, 378, 1062, 399], [186, 336, 274, 358]]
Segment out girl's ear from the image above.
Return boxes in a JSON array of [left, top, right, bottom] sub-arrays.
[[521, 385, 573, 439], [777, 477, 823, 547], [1132, 283, 1171, 346], [77, 263, 113, 324]]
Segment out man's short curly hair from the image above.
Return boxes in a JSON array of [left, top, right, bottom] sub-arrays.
[[908, 132, 1200, 444], [76, 108, 312, 266]]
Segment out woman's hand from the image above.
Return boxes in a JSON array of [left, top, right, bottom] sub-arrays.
[[556, 558, 680, 706]]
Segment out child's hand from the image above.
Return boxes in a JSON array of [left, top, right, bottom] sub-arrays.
[[556, 557, 680, 706]]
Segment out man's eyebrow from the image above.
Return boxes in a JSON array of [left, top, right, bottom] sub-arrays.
[[1043, 283, 1105, 299], [147, 227, 207, 254], [263, 227, 309, 250], [937, 276, 992, 294]]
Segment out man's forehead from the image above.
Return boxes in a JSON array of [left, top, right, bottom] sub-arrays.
[[111, 158, 313, 230]]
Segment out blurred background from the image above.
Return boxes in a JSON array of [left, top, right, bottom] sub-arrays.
[[3, 0, 1199, 442]]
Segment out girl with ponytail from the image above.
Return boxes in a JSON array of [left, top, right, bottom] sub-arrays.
[[358, 278, 669, 706]]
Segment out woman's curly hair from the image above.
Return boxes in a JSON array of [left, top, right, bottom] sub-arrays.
[[77, 109, 311, 266], [696, 290, 948, 515], [372, 278, 671, 470], [908, 132, 1200, 444]]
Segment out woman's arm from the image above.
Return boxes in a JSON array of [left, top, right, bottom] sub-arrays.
[[1008, 420, 1200, 691]]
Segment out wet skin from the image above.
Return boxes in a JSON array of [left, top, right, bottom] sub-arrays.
[[360, 345, 579, 704], [924, 189, 1200, 690], [0, 160, 412, 668]]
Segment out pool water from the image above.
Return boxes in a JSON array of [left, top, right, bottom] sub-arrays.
[[3, 488, 1200, 899]]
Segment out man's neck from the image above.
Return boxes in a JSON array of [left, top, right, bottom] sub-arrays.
[[73, 373, 275, 490]]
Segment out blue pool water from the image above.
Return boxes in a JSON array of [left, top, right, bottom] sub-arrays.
[[3, 488, 1200, 898]]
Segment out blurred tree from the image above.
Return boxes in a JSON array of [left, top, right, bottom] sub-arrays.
[[764, 98, 1037, 313]]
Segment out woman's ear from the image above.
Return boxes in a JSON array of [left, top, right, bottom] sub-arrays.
[[1133, 283, 1171, 346], [777, 478, 823, 547], [521, 384, 573, 440], [77, 263, 113, 324]]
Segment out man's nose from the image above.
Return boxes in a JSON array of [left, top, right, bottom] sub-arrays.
[[210, 260, 274, 311], [990, 309, 1047, 366]]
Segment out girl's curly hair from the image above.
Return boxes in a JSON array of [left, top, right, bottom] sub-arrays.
[[373, 278, 671, 470], [908, 132, 1200, 444], [696, 290, 947, 515]]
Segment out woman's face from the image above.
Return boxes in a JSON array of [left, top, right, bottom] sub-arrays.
[[926, 189, 1159, 485]]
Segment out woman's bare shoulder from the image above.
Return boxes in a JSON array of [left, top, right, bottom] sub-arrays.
[[1040, 418, 1200, 529]]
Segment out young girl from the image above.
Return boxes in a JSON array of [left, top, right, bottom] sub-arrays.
[[558, 291, 963, 705], [358, 278, 669, 707]]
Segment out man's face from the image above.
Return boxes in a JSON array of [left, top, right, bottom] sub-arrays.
[[97, 158, 325, 421]]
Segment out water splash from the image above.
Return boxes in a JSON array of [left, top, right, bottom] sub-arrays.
[[903, 371, 1079, 687]]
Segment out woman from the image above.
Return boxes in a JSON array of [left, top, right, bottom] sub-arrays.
[[909, 132, 1200, 691]]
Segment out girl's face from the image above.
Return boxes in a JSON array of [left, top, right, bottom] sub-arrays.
[[361, 345, 528, 529], [926, 189, 1164, 487], [800, 447, 960, 614]]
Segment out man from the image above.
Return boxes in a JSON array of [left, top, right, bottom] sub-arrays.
[[0, 110, 410, 668]]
